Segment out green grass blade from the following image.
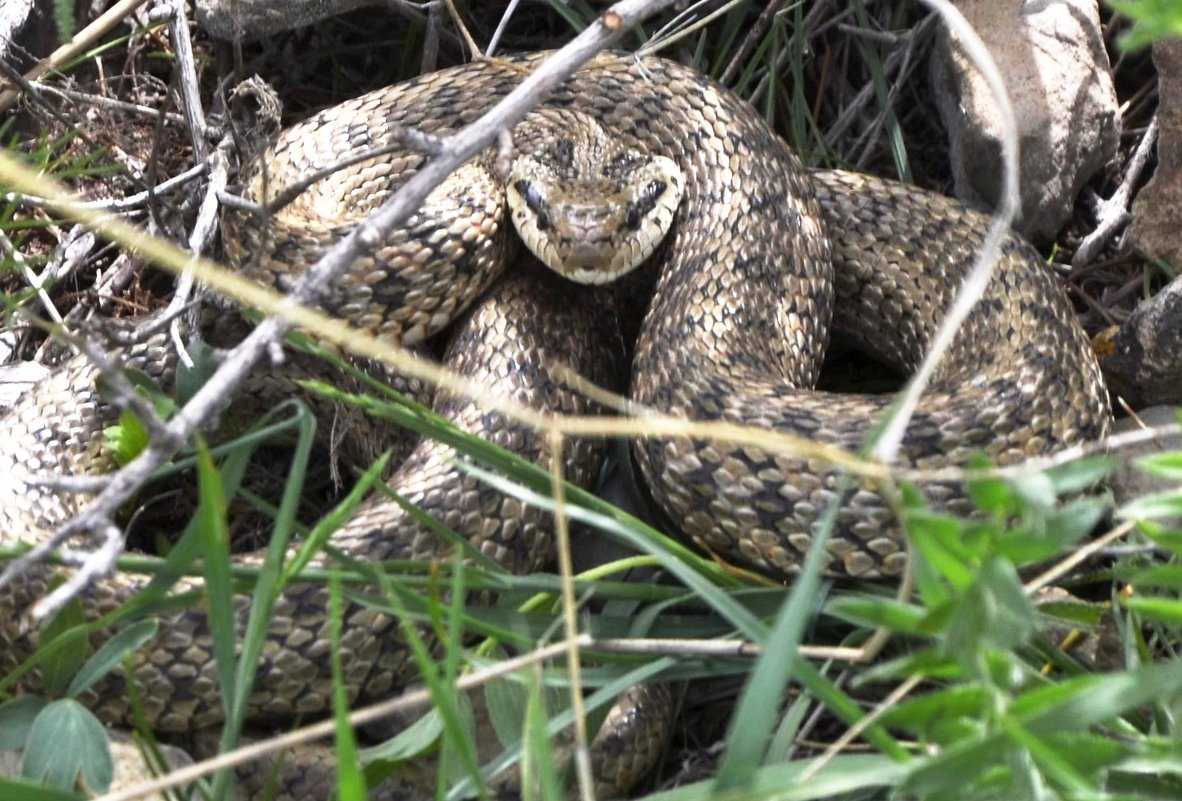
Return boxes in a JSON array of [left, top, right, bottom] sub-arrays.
[[195, 438, 239, 714], [328, 574, 366, 801]]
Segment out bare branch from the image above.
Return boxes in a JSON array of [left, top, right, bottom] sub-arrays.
[[3, 162, 209, 212], [1073, 116, 1159, 268]]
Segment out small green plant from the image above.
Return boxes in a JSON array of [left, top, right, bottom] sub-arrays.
[[0, 617, 158, 796], [1109, 0, 1182, 49]]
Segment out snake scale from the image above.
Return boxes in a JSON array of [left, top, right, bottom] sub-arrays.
[[0, 51, 1111, 798]]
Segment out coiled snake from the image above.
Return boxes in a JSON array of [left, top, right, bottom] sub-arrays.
[[0, 51, 1111, 798]]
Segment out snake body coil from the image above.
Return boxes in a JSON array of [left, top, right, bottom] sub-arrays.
[[0, 51, 1111, 798]]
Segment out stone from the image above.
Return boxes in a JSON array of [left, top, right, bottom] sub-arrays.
[[1130, 40, 1182, 268], [1099, 278, 1182, 408], [930, 0, 1120, 243], [196, 0, 381, 40]]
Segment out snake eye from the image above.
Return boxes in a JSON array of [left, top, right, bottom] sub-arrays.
[[604, 151, 640, 179], [624, 180, 668, 230], [513, 179, 552, 231]]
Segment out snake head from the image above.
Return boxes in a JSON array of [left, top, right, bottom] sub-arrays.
[[507, 142, 684, 285]]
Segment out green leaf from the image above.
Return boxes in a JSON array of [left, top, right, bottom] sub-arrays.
[[996, 498, 1105, 566], [1138, 526, 1182, 556], [38, 598, 86, 697], [485, 673, 529, 749], [907, 510, 973, 593], [1010, 471, 1057, 510], [878, 685, 989, 731], [1122, 596, 1182, 626], [1133, 451, 1182, 481], [905, 658, 1182, 796], [103, 409, 149, 467], [824, 594, 926, 633], [1122, 563, 1182, 591], [1108, 0, 1182, 50], [195, 439, 238, 708], [1045, 455, 1114, 494], [0, 696, 49, 750], [640, 753, 908, 801], [176, 340, 220, 406], [938, 557, 1035, 662], [0, 777, 84, 801], [21, 700, 112, 794], [968, 472, 1013, 516], [1042, 731, 1130, 776], [1034, 599, 1106, 627], [66, 619, 158, 699], [715, 475, 851, 790], [484, 671, 566, 750], [1119, 488, 1182, 522], [361, 709, 444, 763], [328, 575, 366, 801], [520, 671, 565, 801]]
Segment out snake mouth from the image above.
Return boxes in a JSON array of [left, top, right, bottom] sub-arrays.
[[558, 241, 617, 278]]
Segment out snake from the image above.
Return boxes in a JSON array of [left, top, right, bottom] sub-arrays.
[[0, 50, 1112, 799]]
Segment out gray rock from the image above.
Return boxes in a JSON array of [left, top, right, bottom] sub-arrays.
[[931, 0, 1120, 243], [1130, 40, 1182, 267], [196, 0, 381, 40], [1100, 276, 1182, 408]]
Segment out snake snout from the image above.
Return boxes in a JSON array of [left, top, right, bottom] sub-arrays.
[[507, 149, 684, 285]]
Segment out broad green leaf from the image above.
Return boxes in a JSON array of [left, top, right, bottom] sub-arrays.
[[361, 709, 444, 763], [1042, 731, 1130, 776], [484, 671, 567, 751], [176, 340, 219, 405], [0, 777, 83, 801], [1010, 471, 1057, 510], [0, 696, 48, 750], [1138, 526, 1182, 556], [21, 700, 112, 794], [907, 510, 973, 593], [1108, 0, 1182, 49], [996, 499, 1105, 567]]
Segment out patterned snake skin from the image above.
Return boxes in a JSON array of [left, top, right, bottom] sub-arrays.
[[0, 51, 1111, 798]]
